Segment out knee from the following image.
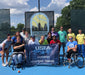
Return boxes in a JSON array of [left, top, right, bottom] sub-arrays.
[[1, 51, 4, 56], [12, 54, 17, 59], [18, 54, 22, 58]]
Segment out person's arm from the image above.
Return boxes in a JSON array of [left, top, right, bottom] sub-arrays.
[[57, 40, 61, 45], [70, 45, 77, 50], [67, 34, 69, 41], [65, 31, 67, 38], [13, 44, 25, 49], [50, 40, 53, 44], [76, 35, 78, 42], [23, 49, 26, 59], [73, 33, 76, 41], [39, 40, 43, 44], [67, 46, 71, 52]]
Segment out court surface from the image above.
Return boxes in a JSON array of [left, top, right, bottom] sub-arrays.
[[0, 47, 85, 75]]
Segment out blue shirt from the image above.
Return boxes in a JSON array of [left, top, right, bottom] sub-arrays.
[[11, 36, 23, 43], [66, 41, 77, 48]]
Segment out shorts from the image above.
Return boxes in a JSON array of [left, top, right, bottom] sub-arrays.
[[0, 48, 2, 51], [0, 48, 7, 51], [61, 42, 66, 47]]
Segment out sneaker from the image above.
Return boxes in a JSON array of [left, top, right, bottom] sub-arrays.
[[67, 58, 71, 61], [2, 63, 6, 67], [6, 62, 8, 66], [67, 58, 71, 63]]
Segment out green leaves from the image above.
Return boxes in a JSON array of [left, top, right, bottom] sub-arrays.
[[56, 0, 85, 31]]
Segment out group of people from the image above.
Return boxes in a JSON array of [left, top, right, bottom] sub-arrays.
[[0, 26, 85, 67]]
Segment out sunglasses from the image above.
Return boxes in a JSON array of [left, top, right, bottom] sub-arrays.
[[69, 38, 73, 40]]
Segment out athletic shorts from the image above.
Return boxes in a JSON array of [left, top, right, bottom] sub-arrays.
[[0, 48, 7, 51], [61, 42, 66, 47], [0, 48, 2, 51]]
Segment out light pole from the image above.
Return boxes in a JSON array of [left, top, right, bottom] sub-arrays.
[[38, 0, 40, 12]]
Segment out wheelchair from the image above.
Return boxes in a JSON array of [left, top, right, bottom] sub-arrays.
[[8, 52, 26, 70], [63, 51, 84, 68]]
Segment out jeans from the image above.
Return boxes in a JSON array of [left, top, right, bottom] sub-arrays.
[[12, 54, 22, 65], [78, 44, 85, 57]]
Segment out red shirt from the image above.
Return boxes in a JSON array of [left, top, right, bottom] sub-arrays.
[[50, 40, 61, 45]]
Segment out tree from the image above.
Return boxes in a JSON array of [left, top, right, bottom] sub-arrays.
[[56, 0, 85, 31], [17, 23, 24, 32], [11, 26, 15, 30]]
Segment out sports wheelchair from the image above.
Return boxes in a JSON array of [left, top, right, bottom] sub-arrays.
[[8, 52, 26, 70], [63, 52, 84, 68]]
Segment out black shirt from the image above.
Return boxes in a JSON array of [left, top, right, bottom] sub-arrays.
[[13, 42, 25, 52], [47, 37, 52, 44]]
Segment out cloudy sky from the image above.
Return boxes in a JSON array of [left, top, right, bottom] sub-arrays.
[[0, 0, 72, 27]]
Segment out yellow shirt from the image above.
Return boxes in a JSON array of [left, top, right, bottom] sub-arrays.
[[39, 40, 48, 45], [67, 33, 75, 41], [76, 34, 85, 44]]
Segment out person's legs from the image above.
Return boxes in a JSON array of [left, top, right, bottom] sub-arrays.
[[58, 45, 61, 64], [77, 44, 81, 55], [0, 51, 4, 64], [17, 54, 22, 64], [5, 50, 9, 63], [62, 42, 65, 55], [67, 50, 73, 59], [81, 44, 85, 57], [61, 42, 65, 60], [12, 54, 18, 65]]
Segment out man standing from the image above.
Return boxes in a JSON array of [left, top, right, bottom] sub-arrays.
[[51, 27, 59, 38], [76, 29, 85, 57], [20, 28, 26, 39], [58, 26, 67, 57]]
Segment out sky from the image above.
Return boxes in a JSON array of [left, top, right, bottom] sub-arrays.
[[0, 0, 72, 27]]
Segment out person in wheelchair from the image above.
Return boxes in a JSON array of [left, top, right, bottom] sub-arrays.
[[12, 36, 26, 68], [66, 36, 77, 61]]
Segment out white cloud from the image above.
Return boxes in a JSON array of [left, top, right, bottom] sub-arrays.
[[0, 0, 30, 27], [11, 22, 15, 27], [41, 0, 69, 13], [41, 0, 69, 25], [0, 0, 70, 27], [54, 13, 61, 26], [0, 0, 30, 15], [30, 7, 38, 11]]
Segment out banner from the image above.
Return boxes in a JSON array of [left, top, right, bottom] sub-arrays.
[[26, 44, 59, 66]]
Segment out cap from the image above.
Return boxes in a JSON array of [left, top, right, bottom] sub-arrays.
[[31, 35, 35, 38], [22, 28, 25, 31]]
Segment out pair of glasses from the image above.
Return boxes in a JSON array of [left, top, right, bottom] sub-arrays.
[[69, 38, 73, 40]]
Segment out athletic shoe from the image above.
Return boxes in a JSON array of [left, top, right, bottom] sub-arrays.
[[5, 62, 8, 66], [2, 63, 6, 67]]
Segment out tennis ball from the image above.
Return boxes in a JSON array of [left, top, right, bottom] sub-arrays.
[[18, 70, 20, 73]]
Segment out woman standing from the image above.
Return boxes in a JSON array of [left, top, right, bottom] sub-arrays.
[[67, 28, 75, 41]]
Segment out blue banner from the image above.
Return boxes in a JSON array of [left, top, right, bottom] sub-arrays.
[[26, 44, 59, 65]]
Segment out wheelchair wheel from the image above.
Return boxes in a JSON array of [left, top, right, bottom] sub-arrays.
[[76, 55, 84, 68]]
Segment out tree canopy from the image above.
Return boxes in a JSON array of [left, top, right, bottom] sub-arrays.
[[56, 0, 85, 31]]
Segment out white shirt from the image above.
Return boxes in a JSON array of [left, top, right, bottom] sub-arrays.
[[20, 32, 25, 39], [0, 39, 12, 48], [28, 39, 39, 45], [24, 36, 29, 45]]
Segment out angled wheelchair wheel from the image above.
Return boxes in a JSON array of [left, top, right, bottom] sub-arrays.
[[76, 55, 84, 68]]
